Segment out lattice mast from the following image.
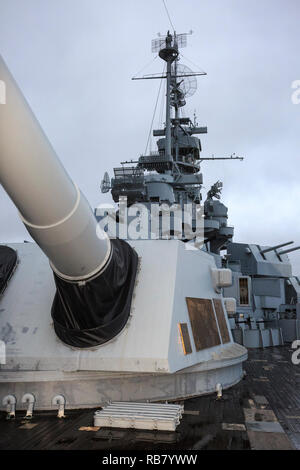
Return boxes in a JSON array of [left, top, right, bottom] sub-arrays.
[[117, 32, 243, 197], [151, 31, 195, 165], [157, 31, 178, 163]]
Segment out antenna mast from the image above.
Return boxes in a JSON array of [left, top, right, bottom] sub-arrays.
[[158, 31, 179, 162]]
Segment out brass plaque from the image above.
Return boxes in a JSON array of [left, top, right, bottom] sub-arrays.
[[213, 298, 231, 344], [186, 298, 221, 351], [178, 323, 192, 355]]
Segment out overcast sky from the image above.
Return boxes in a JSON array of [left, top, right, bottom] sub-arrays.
[[1, 0, 300, 272]]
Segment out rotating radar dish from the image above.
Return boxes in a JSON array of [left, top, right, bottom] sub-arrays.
[[171, 63, 197, 98]]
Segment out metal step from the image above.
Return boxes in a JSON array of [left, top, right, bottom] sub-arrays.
[[94, 402, 184, 431]]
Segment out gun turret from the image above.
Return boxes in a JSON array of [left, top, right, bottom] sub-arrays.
[[0, 55, 137, 348]]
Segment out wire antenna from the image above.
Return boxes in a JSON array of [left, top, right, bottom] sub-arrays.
[[162, 0, 176, 32], [145, 64, 166, 155]]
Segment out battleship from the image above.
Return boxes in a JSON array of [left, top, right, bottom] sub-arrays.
[[0, 29, 300, 451]]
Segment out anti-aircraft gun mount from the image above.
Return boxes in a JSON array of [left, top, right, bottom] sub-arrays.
[[0, 40, 247, 414]]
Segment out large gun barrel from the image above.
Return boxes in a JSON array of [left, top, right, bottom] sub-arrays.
[[260, 241, 294, 255], [0, 55, 137, 348], [277, 246, 300, 256], [0, 55, 110, 280]]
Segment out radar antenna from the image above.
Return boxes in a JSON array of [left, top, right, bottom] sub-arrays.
[[151, 32, 188, 53], [207, 181, 223, 200], [132, 31, 206, 170], [100, 172, 111, 193]]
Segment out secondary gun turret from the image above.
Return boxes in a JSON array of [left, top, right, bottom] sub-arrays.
[[0, 55, 137, 348]]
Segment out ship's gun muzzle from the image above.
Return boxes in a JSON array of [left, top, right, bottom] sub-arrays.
[[0, 55, 137, 348]]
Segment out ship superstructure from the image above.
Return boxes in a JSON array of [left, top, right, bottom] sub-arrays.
[[99, 31, 300, 349], [100, 31, 241, 249]]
